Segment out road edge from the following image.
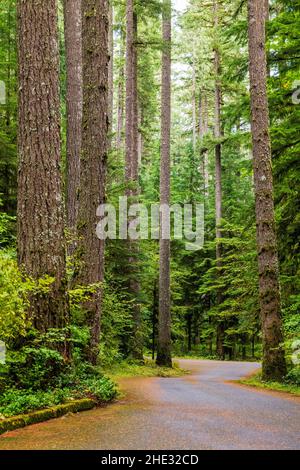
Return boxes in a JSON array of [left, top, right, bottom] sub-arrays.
[[0, 398, 96, 435]]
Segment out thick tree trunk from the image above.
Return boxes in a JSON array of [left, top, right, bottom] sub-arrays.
[[157, 0, 172, 368], [77, 0, 109, 365], [17, 0, 69, 351], [247, 0, 286, 381], [64, 0, 82, 244], [213, 0, 225, 360]]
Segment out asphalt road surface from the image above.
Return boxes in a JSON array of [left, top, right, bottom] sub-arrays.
[[0, 359, 299, 450]]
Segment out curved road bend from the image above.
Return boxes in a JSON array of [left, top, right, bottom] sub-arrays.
[[0, 359, 299, 450]]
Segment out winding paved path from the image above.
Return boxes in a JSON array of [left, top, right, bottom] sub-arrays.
[[0, 360, 299, 450]]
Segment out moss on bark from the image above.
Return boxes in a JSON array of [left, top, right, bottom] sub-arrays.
[[0, 398, 96, 435]]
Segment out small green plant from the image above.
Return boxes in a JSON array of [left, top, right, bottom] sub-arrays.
[[6, 345, 69, 391], [0, 211, 16, 247], [0, 388, 71, 418], [0, 250, 29, 342], [285, 367, 300, 386], [240, 371, 300, 396]]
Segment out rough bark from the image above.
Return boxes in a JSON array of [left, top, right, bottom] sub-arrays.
[[17, 0, 69, 348], [264, 0, 269, 21], [108, 2, 114, 132], [157, 0, 172, 368], [77, 0, 109, 365], [64, 0, 82, 242], [6, 1, 11, 128], [248, 0, 286, 380], [3, 1, 13, 214]]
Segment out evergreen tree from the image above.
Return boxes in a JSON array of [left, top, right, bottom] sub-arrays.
[[247, 0, 286, 380], [157, 0, 172, 367], [76, 0, 109, 364], [17, 0, 69, 348]]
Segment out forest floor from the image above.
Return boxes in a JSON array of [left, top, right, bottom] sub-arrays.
[[0, 359, 299, 450], [239, 373, 300, 396], [102, 358, 186, 380]]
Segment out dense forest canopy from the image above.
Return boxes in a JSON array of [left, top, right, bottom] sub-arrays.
[[0, 0, 299, 415]]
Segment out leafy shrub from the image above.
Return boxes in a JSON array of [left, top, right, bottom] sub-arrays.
[[0, 355, 117, 418], [6, 345, 69, 391], [285, 367, 300, 386], [0, 211, 16, 247], [0, 374, 116, 418], [100, 278, 133, 366], [69, 277, 133, 366], [55, 361, 117, 402], [0, 388, 71, 418], [0, 251, 29, 343], [73, 375, 117, 403]]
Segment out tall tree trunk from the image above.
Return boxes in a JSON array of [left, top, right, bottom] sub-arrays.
[[157, 0, 172, 368], [152, 278, 158, 360], [132, 12, 139, 183], [199, 93, 203, 140], [116, 33, 125, 151], [203, 93, 209, 196], [192, 54, 197, 155], [213, 0, 225, 360], [125, 2, 143, 360], [199, 91, 209, 197], [77, 0, 109, 365], [138, 105, 143, 166], [3, 1, 12, 214], [125, 0, 134, 183], [6, 1, 11, 128], [264, 0, 270, 77], [108, 2, 114, 132], [17, 0, 69, 352], [247, 0, 286, 381], [187, 313, 192, 352], [264, 0, 269, 21], [64, 0, 82, 245]]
